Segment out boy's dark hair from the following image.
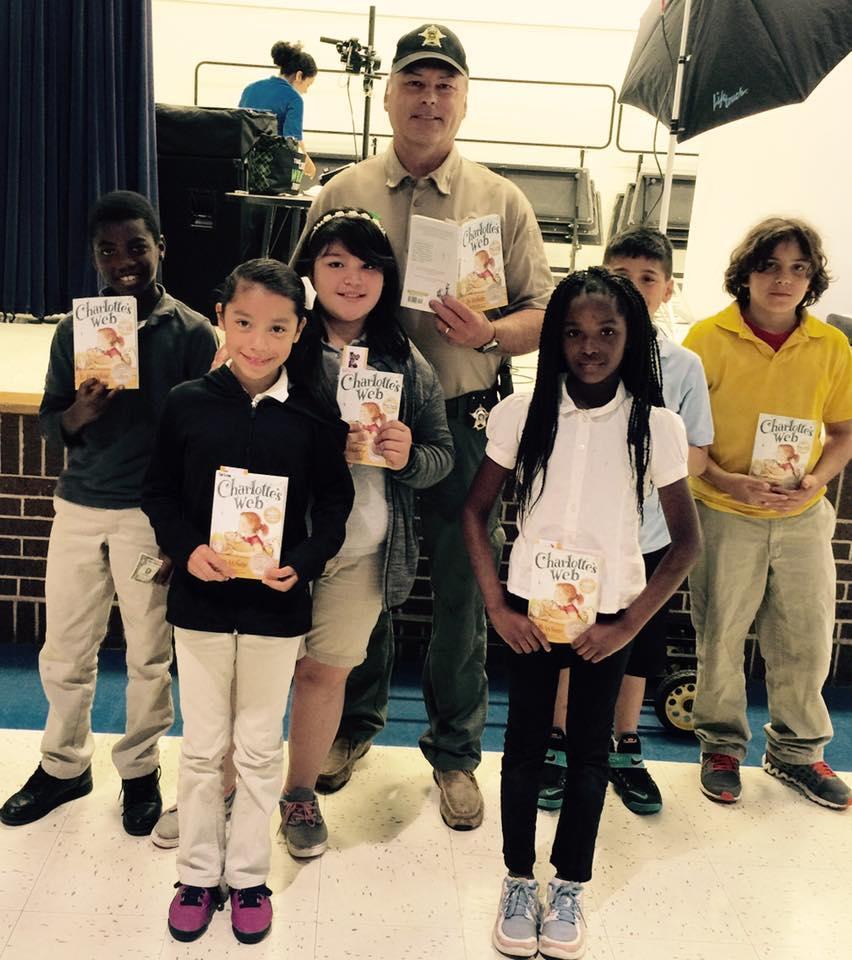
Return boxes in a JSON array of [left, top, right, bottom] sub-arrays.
[[604, 227, 673, 278], [220, 257, 306, 316], [724, 217, 829, 311], [514, 267, 663, 523], [87, 190, 161, 245], [293, 209, 410, 364], [271, 40, 317, 78]]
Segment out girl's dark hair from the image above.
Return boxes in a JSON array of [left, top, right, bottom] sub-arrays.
[[514, 267, 663, 523], [724, 217, 829, 312], [271, 40, 317, 78], [293, 209, 410, 364], [87, 190, 160, 244], [220, 257, 306, 316]]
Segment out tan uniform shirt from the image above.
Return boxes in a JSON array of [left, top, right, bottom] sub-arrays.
[[299, 147, 553, 399]]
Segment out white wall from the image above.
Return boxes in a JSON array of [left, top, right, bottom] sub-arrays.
[[152, 1, 851, 323], [683, 52, 852, 323], [151, 0, 698, 275]]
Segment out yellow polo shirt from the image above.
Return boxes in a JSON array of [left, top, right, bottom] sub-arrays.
[[682, 302, 852, 518]]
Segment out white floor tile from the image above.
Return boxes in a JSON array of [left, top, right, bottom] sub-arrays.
[[159, 915, 315, 959], [0, 829, 59, 910], [1, 912, 165, 960], [0, 730, 849, 959], [594, 851, 751, 943], [315, 920, 466, 960], [317, 841, 461, 928], [0, 912, 19, 952], [607, 940, 759, 960], [721, 864, 852, 950]]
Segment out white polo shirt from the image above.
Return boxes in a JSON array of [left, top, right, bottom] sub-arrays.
[[485, 381, 688, 613]]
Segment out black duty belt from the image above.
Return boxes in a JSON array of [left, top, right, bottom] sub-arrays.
[[445, 387, 499, 430]]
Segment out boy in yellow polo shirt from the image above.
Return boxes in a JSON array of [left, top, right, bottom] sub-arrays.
[[683, 217, 852, 810]]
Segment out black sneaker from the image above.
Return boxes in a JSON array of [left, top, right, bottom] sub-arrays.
[[537, 727, 567, 811], [121, 768, 163, 836], [609, 733, 662, 814], [699, 753, 741, 803], [0, 764, 93, 826], [763, 752, 851, 811]]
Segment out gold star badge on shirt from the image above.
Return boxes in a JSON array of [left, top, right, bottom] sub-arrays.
[[470, 405, 489, 431], [419, 25, 446, 48]]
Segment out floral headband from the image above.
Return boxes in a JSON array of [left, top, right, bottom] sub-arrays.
[[309, 208, 387, 238]]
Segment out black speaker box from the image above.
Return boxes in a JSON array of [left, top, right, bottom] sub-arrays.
[[156, 103, 276, 158], [157, 155, 264, 317]]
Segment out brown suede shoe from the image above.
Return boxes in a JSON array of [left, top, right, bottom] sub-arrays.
[[315, 737, 372, 794], [433, 769, 484, 830]]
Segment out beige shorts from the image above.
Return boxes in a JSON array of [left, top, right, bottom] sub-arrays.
[[304, 550, 384, 668]]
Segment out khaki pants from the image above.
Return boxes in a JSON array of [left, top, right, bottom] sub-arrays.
[[690, 498, 836, 764], [174, 627, 303, 889], [305, 551, 384, 668], [39, 497, 173, 779]]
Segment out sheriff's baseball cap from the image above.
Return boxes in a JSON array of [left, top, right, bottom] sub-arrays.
[[391, 23, 468, 76]]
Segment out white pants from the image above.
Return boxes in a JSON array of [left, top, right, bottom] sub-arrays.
[[174, 626, 303, 889], [39, 497, 173, 779]]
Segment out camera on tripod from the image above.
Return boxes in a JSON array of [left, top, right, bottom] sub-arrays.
[[320, 36, 381, 78]]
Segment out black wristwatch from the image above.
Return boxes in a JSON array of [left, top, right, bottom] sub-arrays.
[[475, 324, 500, 354]]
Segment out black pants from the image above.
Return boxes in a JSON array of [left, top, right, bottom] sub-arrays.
[[501, 595, 632, 882]]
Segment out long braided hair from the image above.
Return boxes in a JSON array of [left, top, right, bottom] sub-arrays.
[[514, 267, 664, 523]]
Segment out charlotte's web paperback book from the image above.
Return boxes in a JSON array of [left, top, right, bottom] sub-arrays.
[[748, 413, 817, 489], [336, 347, 403, 469], [72, 296, 139, 389], [210, 467, 287, 579], [527, 541, 602, 645], [402, 214, 508, 313]]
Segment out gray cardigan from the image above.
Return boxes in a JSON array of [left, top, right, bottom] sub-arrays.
[[323, 341, 454, 609]]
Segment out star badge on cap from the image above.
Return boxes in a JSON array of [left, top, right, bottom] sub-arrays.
[[470, 405, 489, 431], [418, 25, 446, 48]]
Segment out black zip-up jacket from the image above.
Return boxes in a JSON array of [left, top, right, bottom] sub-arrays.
[[142, 365, 354, 637]]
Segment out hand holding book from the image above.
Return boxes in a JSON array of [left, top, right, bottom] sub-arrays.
[[188, 544, 235, 581]]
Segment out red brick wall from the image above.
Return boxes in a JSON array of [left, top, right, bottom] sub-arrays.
[[2, 410, 851, 682]]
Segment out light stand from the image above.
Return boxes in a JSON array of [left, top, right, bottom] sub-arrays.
[[320, 5, 382, 161]]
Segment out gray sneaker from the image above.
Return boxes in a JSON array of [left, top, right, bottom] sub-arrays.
[[492, 875, 540, 958], [539, 880, 586, 960], [279, 787, 328, 858], [763, 752, 851, 810], [152, 790, 235, 849], [699, 752, 742, 804]]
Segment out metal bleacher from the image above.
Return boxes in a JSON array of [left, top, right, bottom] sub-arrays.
[[485, 163, 603, 272], [611, 172, 696, 248]]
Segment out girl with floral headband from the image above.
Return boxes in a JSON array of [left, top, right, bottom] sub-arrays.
[[277, 207, 454, 858]]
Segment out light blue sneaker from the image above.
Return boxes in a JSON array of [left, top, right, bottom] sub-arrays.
[[492, 875, 541, 958], [539, 879, 586, 959]]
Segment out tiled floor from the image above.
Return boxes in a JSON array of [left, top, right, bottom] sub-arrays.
[[1, 728, 850, 960]]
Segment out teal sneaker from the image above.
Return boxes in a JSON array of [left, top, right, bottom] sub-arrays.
[[537, 727, 567, 811], [608, 733, 662, 815], [540, 879, 586, 959], [492, 875, 541, 958]]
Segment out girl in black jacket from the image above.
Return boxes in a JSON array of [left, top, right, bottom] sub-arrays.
[[143, 259, 353, 945]]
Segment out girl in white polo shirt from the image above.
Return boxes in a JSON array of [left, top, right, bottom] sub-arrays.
[[463, 267, 700, 960]]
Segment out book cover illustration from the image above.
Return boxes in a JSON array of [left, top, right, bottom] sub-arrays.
[[336, 347, 403, 468], [527, 541, 602, 645], [72, 296, 139, 389], [401, 214, 508, 313], [209, 467, 288, 579], [749, 413, 817, 489]]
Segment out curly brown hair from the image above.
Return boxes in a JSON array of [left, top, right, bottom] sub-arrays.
[[724, 217, 830, 313]]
